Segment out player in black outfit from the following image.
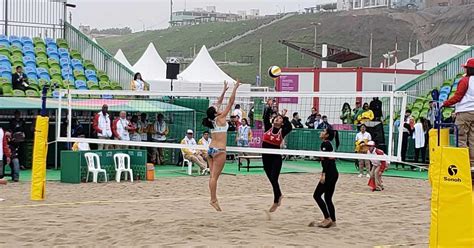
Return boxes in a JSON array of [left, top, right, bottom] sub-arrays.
[[262, 99, 292, 212], [310, 128, 339, 228]]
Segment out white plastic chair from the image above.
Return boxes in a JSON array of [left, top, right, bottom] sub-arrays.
[[182, 151, 193, 175], [84, 152, 107, 183], [113, 153, 133, 182]]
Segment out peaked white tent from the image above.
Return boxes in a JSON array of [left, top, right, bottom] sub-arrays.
[[92, 38, 98, 44], [133, 42, 167, 80], [114, 49, 133, 70], [178, 45, 236, 83]]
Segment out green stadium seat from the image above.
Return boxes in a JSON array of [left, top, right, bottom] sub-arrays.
[[12, 62, 24, 68], [39, 78, 49, 88], [423, 101, 430, 109], [36, 56, 47, 64], [1, 85, 13, 96], [111, 85, 122, 90], [56, 38, 68, 48], [25, 89, 40, 97], [0, 77, 9, 87], [48, 58, 60, 67], [99, 81, 111, 90], [411, 111, 420, 120], [13, 89, 25, 97], [51, 78, 63, 87], [10, 47, 22, 57], [99, 74, 109, 82], [37, 62, 49, 69], [413, 101, 423, 110], [420, 109, 429, 119], [11, 55, 22, 64], [87, 81, 99, 89], [33, 37, 45, 45], [50, 67, 61, 76], [0, 47, 9, 57], [110, 81, 120, 88]]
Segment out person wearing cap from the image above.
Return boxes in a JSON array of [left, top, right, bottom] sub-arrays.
[[181, 129, 209, 175], [366, 141, 388, 191], [443, 58, 474, 182]]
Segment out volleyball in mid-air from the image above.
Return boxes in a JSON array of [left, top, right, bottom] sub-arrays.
[[268, 66, 281, 79]]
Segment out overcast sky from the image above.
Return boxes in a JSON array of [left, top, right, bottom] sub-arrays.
[[70, 0, 324, 31]]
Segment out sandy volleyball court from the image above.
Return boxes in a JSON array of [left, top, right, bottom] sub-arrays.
[[0, 173, 430, 247]]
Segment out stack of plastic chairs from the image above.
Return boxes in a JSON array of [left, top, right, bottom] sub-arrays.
[[71, 59, 83, 71], [56, 38, 69, 49], [85, 69, 98, 83], [23, 55, 36, 68], [46, 47, 59, 62], [21, 37, 33, 47], [24, 66, 38, 80], [74, 69, 86, 81]]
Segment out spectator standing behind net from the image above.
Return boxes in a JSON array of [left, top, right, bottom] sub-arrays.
[[400, 109, 415, 164], [130, 72, 149, 91], [129, 115, 141, 149], [12, 66, 29, 91], [0, 128, 12, 181], [227, 116, 238, 132], [4, 131, 19, 181], [353, 100, 363, 124], [137, 113, 149, 142], [150, 113, 168, 165], [427, 101, 438, 126], [340, 102, 353, 124], [413, 117, 428, 164], [313, 114, 323, 129], [369, 97, 383, 121], [233, 104, 243, 126], [357, 103, 374, 124], [236, 118, 252, 147], [112, 111, 131, 149], [305, 107, 318, 128], [291, 112, 304, 128], [93, 104, 112, 150], [442, 58, 474, 182], [355, 124, 372, 178], [181, 129, 209, 175], [317, 115, 332, 130], [9, 110, 26, 169]]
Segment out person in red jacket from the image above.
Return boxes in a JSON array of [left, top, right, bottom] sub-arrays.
[[442, 58, 474, 185], [367, 141, 388, 191], [0, 127, 12, 181]]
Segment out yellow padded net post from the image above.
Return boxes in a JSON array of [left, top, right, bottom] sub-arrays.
[[30, 116, 49, 201]]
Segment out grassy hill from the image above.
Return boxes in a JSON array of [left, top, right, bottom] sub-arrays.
[[99, 6, 474, 86]]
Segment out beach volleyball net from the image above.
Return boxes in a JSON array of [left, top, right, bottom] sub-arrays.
[[56, 89, 407, 163]]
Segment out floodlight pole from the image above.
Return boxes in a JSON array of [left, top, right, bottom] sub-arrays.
[[4, 0, 8, 36]]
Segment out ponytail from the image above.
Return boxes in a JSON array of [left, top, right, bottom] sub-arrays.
[[326, 128, 340, 150], [202, 118, 214, 129]]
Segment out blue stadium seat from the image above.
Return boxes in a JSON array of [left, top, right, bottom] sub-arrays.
[[1, 71, 12, 82], [21, 36, 33, 46], [46, 47, 58, 55], [71, 58, 82, 67], [36, 67, 48, 75], [39, 73, 51, 81], [0, 55, 9, 63], [23, 56, 36, 68], [58, 48, 69, 58], [49, 54, 60, 62], [0, 65, 10, 74], [9, 35, 21, 44], [22, 45, 35, 57], [439, 93, 448, 102], [75, 80, 87, 89], [27, 72, 38, 81], [63, 74, 75, 82], [102, 94, 113, 99], [0, 34, 8, 41], [24, 66, 36, 74], [440, 86, 451, 95], [85, 69, 96, 77]]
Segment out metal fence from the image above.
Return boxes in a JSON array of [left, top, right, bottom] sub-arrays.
[[397, 45, 474, 101], [64, 22, 134, 88], [0, 0, 65, 39]]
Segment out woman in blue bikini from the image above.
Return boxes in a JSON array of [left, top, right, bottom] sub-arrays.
[[202, 80, 241, 211]]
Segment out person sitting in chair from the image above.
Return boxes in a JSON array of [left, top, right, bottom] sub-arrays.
[[12, 66, 29, 91], [181, 129, 209, 175]]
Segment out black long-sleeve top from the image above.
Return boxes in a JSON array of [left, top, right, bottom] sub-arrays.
[[320, 140, 338, 176], [262, 106, 292, 149]]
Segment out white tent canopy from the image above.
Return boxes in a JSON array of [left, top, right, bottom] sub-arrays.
[[178, 45, 236, 83], [133, 42, 167, 80], [114, 49, 133, 70], [391, 44, 470, 71]]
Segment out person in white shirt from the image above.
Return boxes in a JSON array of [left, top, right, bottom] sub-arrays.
[[150, 113, 168, 165], [413, 117, 428, 164], [233, 104, 243, 126], [198, 131, 212, 161], [112, 111, 131, 149], [181, 130, 208, 175], [355, 124, 372, 178], [92, 104, 112, 150]]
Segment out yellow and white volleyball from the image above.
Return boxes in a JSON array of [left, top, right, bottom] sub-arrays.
[[268, 66, 281, 79]]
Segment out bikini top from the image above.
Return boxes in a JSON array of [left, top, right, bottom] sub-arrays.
[[212, 121, 229, 133]]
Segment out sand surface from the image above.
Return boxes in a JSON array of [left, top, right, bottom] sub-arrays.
[[0, 173, 430, 247]]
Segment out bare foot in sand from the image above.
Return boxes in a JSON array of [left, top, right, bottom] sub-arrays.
[[210, 200, 222, 212], [269, 195, 284, 212]]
